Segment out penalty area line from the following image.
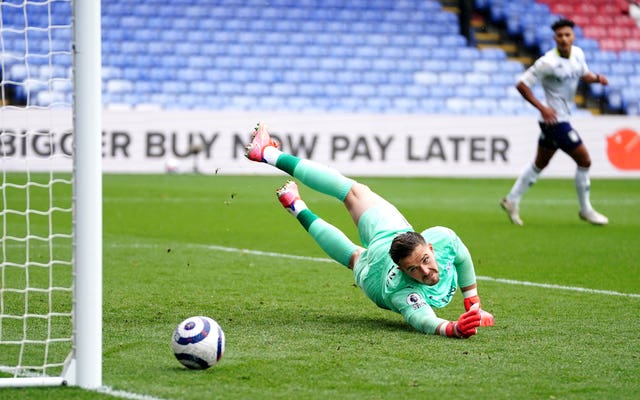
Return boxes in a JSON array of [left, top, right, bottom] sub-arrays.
[[196, 243, 640, 299]]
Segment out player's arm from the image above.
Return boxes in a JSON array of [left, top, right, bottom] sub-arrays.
[[516, 80, 557, 124], [517, 59, 557, 124], [451, 232, 496, 327], [394, 292, 481, 339], [583, 72, 608, 85]]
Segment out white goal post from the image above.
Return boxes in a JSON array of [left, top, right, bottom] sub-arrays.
[[0, 0, 102, 389]]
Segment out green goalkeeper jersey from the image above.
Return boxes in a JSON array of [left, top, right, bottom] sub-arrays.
[[354, 226, 474, 334]]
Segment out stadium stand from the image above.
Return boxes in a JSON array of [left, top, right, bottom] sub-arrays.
[[1, 0, 638, 115], [476, 0, 640, 115]]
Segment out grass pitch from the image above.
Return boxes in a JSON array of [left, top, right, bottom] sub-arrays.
[[2, 174, 639, 400]]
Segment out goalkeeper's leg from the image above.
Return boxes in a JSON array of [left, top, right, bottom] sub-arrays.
[[245, 123, 355, 202], [276, 181, 362, 269]]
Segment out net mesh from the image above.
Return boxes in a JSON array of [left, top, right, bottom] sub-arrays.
[[0, 0, 73, 379]]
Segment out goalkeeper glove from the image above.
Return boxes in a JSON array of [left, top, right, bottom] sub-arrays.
[[444, 304, 481, 338], [464, 295, 495, 327]]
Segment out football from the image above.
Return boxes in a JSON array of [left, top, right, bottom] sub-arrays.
[[171, 316, 225, 369]]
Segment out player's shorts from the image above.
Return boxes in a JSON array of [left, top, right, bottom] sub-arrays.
[[538, 121, 583, 152], [356, 201, 412, 248]]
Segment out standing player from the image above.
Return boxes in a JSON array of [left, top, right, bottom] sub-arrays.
[[500, 18, 609, 226], [245, 123, 494, 339]]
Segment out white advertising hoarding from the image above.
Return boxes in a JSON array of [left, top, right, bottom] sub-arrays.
[[1, 109, 639, 178]]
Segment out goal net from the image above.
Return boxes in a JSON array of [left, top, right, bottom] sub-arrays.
[[0, 0, 101, 388]]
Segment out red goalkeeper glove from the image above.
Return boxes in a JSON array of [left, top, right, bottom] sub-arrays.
[[464, 295, 495, 327], [445, 304, 481, 338]]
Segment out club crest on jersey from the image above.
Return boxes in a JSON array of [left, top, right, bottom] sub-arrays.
[[406, 292, 426, 310]]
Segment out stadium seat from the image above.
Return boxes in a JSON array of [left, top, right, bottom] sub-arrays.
[[439, 73, 465, 86], [464, 72, 491, 86], [403, 84, 430, 98], [446, 98, 473, 115], [335, 71, 362, 85], [107, 79, 134, 93], [86, 0, 639, 114], [413, 71, 439, 85], [377, 84, 403, 98], [420, 98, 446, 113], [298, 83, 325, 97], [365, 97, 393, 113], [391, 97, 420, 113]]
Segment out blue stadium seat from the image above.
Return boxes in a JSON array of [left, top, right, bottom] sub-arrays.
[[447, 60, 474, 73], [287, 97, 315, 111], [345, 58, 373, 70], [468, 98, 497, 115], [298, 83, 325, 97], [365, 97, 393, 113], [122, 68, 148, 81], [379, 47, 405, 59], [404, 85, 430, 98], [392, 97, 420, 113], [161, 81, 188, 94], [93, 0, 640, 114], [439, 72, 465, 86], [417, 98, 444, 113], [464, 71, 491, 86], [455, 86, 482, 99], [319, 58, 346, 70], [429, 85, 455, 99], [335, 71, 362, 84], [610, 63, 635, 76], [377, 84, 403, 97], [189, 80, 218, 95], [259, 96, 287, 110], [361, 71, 388, 85], [446, 98, 474, 115], [371, 58, 397, 71], [107, 79, 134, 94], [454, 47, 481, 60], [482, 85, 507, 99], [413, 71, 439, 85], [271, 83, 298, 97], [216, 82, 244, 96], [243, 83, 271, 96], [405, 47, 432, 60], [440, 35, 467, 48], [230, 70, 256, 83], [325, 84, 350, 97], [421, 60, 448, 72], [282, 70, 310, 83], [336, 97, 366, 112], [350, 84, 376, 97], [473, 60, 501, 74], [308, 70, 335, 84], [204, 69, 231, 82]]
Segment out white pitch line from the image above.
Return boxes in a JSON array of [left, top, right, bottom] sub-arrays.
[[475, 276, 640, 298], [149, 242, 640, 299], [95, 386, 168, 400]]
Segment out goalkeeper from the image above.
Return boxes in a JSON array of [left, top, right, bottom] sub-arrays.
[[245, 123, 494, 338]]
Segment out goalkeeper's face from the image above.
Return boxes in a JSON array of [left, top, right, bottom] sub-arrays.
[[397, 243, 440, 286]]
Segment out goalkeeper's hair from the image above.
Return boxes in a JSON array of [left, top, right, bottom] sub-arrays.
[[389, 231, 426, 264]]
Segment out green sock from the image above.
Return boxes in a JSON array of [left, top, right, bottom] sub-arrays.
[[276, 154, 354, 201], [297, 209, 356, 268]]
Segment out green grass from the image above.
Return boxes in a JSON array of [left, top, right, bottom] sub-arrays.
[[2, 174, 639, 400]]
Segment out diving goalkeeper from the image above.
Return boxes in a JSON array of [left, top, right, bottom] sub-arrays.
[[245, 123, 495, 338]]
